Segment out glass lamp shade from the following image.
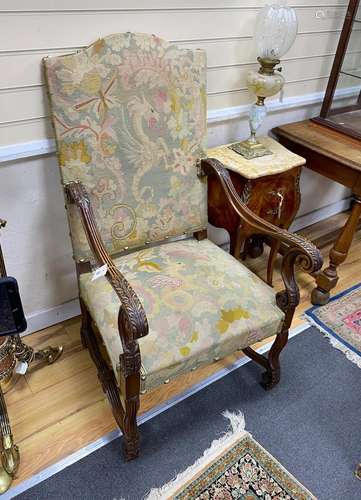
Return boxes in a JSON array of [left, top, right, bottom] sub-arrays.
[[255, 4, 298, 59]]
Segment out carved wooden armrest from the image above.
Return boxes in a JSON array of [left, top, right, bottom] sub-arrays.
[[202, 158, 323, 323], [65, 182, 149, 357]]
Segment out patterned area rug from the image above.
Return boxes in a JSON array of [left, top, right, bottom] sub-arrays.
[[305, 283, 361, 368], [146, 412, 315, 500]]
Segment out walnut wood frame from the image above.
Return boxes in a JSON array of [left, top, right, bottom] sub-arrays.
[[65, 160, 322, 461]]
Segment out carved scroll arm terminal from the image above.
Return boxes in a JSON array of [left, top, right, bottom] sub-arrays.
[[201, 158, 323, 323], [65, 182, 149, 358]]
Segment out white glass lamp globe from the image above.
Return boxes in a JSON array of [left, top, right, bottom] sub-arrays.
[[255, 3, 298, 60], [229, 2, 298, 158]]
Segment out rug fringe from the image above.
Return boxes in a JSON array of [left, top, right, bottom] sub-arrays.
[[144, 411, 247, 500], [306, 316, 361, 369]]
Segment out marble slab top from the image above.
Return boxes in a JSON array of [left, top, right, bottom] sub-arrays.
[[207, 136, 306, 179]]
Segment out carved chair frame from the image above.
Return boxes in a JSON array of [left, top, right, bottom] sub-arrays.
[[65, 157, 322, 461]]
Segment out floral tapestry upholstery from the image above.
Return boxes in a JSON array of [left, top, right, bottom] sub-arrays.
[[79, 238, 285, 391], [44, 33, 208, 262]]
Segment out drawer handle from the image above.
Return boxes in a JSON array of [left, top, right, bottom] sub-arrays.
[[266, 191, 285, 220]]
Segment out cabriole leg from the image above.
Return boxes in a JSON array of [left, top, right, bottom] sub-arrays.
[[243, 327, 289, 390], [262, 327, 289, 390]]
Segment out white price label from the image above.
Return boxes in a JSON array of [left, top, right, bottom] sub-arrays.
[[16, 361, 28, 375], [91, 264, 108, 281]]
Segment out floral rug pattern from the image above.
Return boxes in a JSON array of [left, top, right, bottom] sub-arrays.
[[175, 436, 314, 500], [305, 283, 361, 367]]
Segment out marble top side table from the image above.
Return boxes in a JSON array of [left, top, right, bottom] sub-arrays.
[[207, 136, 306, 285]]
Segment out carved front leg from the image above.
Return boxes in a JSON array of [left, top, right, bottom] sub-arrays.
[[119, 342, 141, 461]]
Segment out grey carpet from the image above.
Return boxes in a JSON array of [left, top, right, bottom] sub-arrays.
[[15, 327, 361, 500]]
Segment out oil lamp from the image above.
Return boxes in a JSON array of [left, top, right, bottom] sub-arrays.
[[230, 2, 298, 159]]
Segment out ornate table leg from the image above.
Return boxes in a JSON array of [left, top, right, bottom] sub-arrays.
[[311, 196, 361, 305]]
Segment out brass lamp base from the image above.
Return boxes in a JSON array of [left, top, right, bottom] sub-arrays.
[[34, 345, 63, 365], [14, 336, 63, 367], [0, 218, 64, 493], [0, 390, 19, 494], [229, 139, 273, 160], [0, 433, 19, 494]]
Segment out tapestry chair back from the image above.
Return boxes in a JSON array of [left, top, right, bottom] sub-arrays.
[[44, 33, 208, 262]]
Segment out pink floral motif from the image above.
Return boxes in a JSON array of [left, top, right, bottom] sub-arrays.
[[212, 487, 232, 500], [172, 148, 195, 175], [167, 248, 209, 262], [226, 473, 242, 489], [258, 477, 280, 494], [148, 275, 183, 289], [148, 116, 157, 129], [240, 462, 259, 483], [118, 48, 171, 91], [91, 177, 117, 208], [343, 310, 361, 334], [179, 316, 191, 334], [153, 89, 169, 113]]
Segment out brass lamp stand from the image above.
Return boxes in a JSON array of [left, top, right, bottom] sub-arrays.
[[0, 218, 63, 492]]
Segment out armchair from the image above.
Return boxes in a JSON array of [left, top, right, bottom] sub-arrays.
[[44, 33, 322, 461]]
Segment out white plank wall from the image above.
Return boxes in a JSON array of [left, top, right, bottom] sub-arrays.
[[0, 0, 355, 145], [0, 0, 354, 328]]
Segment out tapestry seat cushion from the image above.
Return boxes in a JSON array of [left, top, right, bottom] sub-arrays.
[[79, 238, 285, 391]]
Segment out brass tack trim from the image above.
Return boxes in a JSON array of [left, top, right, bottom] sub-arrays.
[[140, 389, 147, 395], [164, 379, 170, 384], [214, 356, 220, 362]]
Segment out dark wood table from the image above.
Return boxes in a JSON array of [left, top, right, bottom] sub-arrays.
[[273, 119, 361, 305]]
